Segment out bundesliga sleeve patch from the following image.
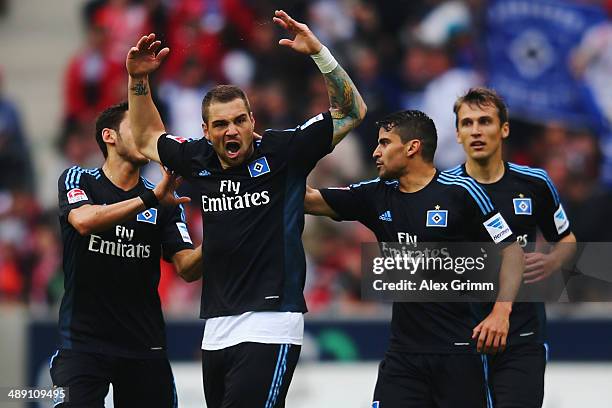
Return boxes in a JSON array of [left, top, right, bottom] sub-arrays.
[[166, 135, 189, 144], [299, 113, 324, 130], [553, 204, 570, 234], [483, 212, 513, 243], [176, 222, 193, 244], [67, 188, 88, 204]]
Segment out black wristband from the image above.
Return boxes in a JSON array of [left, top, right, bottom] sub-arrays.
[[140, 189, 159, 209]]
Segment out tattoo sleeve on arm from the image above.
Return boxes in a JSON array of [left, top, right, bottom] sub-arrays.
[[323, 64, 366, 145], [130, 79, 149, 96]]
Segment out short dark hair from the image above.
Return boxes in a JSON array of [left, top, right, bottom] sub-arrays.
[[201, 85, 251, 124], [453, 87, 509, 129], [95, 102, 128, 158], [376, 110, 437, 162]]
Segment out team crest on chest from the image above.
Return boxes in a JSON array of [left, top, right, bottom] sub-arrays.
[[426, 205, 448, 227], [513, 194, 532, 215], [137, 208, 158, 224], [248, 156, 270, 177]]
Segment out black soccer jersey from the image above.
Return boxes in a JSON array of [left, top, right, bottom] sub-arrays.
[[445, 162, 572, 345], [156, 112, 334, 319], [320, 171, 515, 353], [57, 166, 193, 358]]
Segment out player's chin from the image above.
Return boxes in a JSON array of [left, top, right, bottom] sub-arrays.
[[132, 156, 150, 166], [468, 149, 490, 160], [224, 151, 247, 166], [378, 169, 394, 180]]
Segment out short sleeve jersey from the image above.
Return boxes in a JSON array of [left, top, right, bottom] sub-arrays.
[[320, 171, 515, 353], [57, 166, 193, 358], [156, 112, 334, 318], [445, 162, 572, 344]]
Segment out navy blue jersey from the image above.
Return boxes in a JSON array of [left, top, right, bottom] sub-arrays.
[[320, 171, 515, 353], [445, 162, 572, 344], [57, 166, 193, 358], [157, 112, 334, 318]]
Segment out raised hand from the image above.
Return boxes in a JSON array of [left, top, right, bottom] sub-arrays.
[[126, 33, 169, 78], [153, 166, 191, 207], [273, 10, 323, 55]]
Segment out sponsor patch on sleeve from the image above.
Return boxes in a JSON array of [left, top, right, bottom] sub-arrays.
[[166, 135, 189, 144], [176, 222, 193, 244], [483, 212, 513, 244], [553, 204, 570, 234], [67, 188, 88, 204]]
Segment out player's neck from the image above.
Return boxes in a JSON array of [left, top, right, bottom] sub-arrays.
[[102, 157, 140, 191], [398, 165, 437, 193], [465, 158, 505, 184]]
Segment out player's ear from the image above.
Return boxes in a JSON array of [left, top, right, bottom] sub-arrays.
[[405, 139, 420, 158], [249, 112, 255, 130], [202, 123, 210, 141], [501, 122, 510, 140], [102, 128, 116, 146]]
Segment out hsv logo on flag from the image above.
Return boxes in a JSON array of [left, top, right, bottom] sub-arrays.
[[67, 188, 88, 204]]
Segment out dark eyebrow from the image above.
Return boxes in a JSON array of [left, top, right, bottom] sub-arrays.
[[212, 119, 229, 126]]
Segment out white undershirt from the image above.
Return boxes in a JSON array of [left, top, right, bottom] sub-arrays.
[[201, 311, 304, 351]]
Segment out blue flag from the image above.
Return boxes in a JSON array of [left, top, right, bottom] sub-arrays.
[[486, 0, 605, 127]]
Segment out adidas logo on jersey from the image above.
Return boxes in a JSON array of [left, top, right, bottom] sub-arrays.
[[379, 210, 392, 222], [198, 169, 211, 177]]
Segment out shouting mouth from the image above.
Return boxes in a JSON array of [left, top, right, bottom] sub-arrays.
[[225, 140, 242, 159]]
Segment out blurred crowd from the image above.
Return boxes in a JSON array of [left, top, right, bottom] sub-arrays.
[[1, 0, 612, 316]]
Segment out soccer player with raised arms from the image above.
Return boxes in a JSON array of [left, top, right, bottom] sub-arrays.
[[126, 10, 367, 408], [446, 87, 577, 407], [304, 110, 524, 407], [51, 102, 202, 407]]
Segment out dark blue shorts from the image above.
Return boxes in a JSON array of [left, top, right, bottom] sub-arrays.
[[49, 349, 177, 408]]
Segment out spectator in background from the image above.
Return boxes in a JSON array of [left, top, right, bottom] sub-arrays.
[[90, 0, 150, 63], [348, 44, 401, 164], [0, 67, 35, 192], [64, 23, 124, 123], [57, 118, 103, 168], [412, 0, 482, 170], [572, 2, 612, 189], [158, 57, 213, 137]]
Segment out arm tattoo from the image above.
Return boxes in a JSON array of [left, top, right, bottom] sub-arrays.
[[323, 65, 365, 144], [130, 80, 149, 96]]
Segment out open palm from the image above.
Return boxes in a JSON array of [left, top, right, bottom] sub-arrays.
[[126, 33, 169, 78], [273, 10, 322, 55]]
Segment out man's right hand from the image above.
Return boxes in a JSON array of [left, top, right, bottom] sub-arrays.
[[153, 166, 191, 207], [126, 33, 169, 78]]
